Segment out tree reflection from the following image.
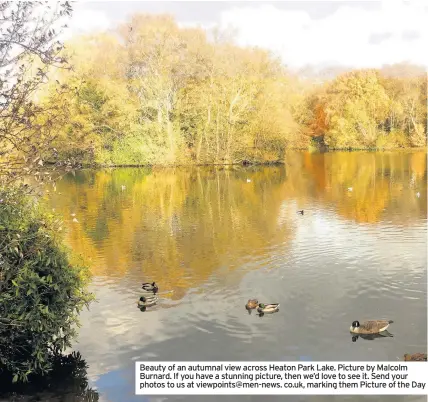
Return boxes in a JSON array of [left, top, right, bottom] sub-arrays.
[[0, 351, 99, 401], [45, 151, 426, 300], [48, 165, 292, 297]]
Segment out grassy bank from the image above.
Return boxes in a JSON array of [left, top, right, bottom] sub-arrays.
[[45, 146, 426, 170]]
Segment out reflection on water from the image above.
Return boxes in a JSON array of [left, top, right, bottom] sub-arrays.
[[6, 151, 428, 402], [351, 332, 394, 342], [0, 352, 99, 402]]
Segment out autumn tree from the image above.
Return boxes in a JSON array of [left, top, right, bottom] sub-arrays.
[[47, 33, 133, 164], [0, 1, 73, 182], [0, 2, 94, 385], [120, 15, 200, 163], [40, 14, 426, 162], [380, 67, 426, 147], [320, 70, 390, 148], [307, 65, 426, 150]]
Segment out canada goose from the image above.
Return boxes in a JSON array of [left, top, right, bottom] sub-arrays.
[[350, 320, 393, 334], [257, 303, 280, 314], [403, 353, 427, 361], [296, 210, 304, 215], [245, 299, 258, 310]]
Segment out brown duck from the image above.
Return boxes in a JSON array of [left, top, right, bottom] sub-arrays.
[[403, 353, 427, 361], [245, 299, 258, 310]]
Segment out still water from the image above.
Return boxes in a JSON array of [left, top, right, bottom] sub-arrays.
[[5, 151, 428, 401]]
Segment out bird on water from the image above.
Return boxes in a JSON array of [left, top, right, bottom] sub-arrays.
[[142, 282, 158, 293], [350, 320, 393, 334]]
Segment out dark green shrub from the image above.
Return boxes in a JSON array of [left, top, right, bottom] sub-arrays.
[[0, 186, 94, 383], [0, 351, 99, 401]]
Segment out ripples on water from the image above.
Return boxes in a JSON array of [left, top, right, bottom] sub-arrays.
[[6, 151, 427, 402]]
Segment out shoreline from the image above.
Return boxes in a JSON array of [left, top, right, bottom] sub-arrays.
[[49, 147, 427, 170]]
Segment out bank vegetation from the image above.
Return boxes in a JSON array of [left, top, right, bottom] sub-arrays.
[[35, 15, 427, 168]]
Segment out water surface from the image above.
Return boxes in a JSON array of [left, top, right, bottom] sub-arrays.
[[5, 151, 428, 402]]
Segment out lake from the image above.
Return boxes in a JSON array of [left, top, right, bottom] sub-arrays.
[[3, 151, 427, 402]]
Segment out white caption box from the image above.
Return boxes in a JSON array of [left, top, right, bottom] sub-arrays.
[[135, 361, 428, 395]]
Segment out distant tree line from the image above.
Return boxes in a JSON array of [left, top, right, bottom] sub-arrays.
[[36, 15, 426, 167]]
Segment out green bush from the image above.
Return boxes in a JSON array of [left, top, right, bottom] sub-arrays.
[[0, 186, 94, 383], [0, 351, 99, 401], [97, 128, 173, 166]]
